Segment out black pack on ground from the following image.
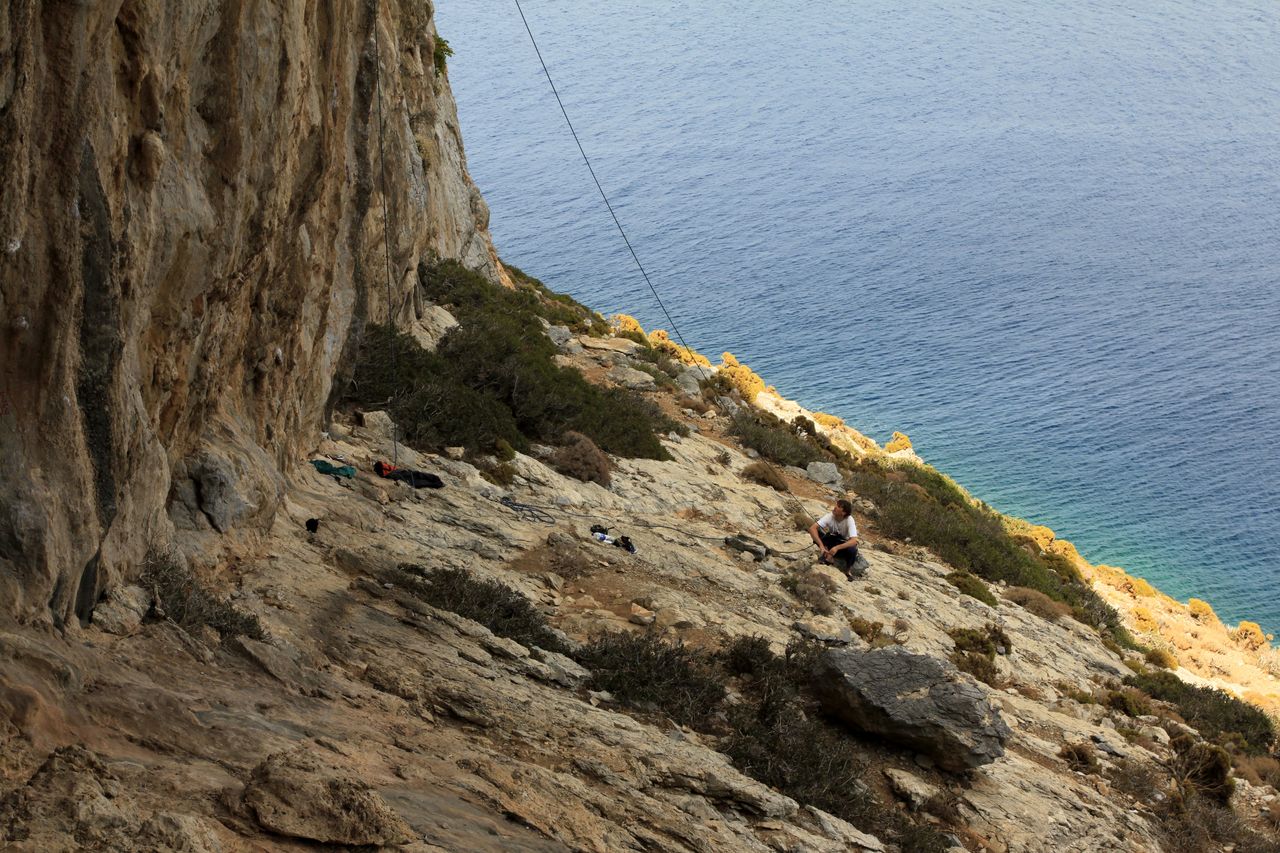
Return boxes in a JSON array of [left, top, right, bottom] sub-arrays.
[[387, 469, 444, 489]]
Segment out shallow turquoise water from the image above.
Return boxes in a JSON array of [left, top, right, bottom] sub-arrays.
[[438, 0, 1280, 631]]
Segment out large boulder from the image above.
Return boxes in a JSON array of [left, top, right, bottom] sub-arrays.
[[805, 461, 842, 487], [607, 364, 657, 390], [816, 646, 1011, 772]]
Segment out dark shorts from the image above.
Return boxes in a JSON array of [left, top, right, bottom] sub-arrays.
[[819, 532, 859, 570]]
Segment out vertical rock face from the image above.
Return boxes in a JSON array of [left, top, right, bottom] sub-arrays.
[[0, 0, 502, 623]]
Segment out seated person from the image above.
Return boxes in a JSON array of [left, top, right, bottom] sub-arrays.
[[808, 499, 860, 578]]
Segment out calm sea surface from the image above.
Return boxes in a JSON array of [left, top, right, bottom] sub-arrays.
[[438, 1, 1280, 631]]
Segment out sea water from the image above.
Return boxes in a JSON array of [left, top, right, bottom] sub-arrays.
[[438, 0, 1280, 631]]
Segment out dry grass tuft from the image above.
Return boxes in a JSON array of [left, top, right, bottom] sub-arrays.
[[1004, 585, 1072, 621], [742, 461, 788, 492], [550, 430, 612, 486]]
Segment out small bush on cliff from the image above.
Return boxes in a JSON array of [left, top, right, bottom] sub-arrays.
[[716, 352, 766, 400], [141, 550, 266, 641], [647, 329, 710, 367], [1125, 670, 1275, 755], [1169, 734, 1235, 806], [741, 461, 788, 492], [729, 410, 823, 468], [1231, 621, 1269, 651], [780, 567, 837, 615], [1059, 742, 1100, 775], [550, 431, 612, 486], [398, 565, 566, 653], [575, 633, 725, 727], [432, 35, 454, 76], [1004, 585, 1073, 621], [884, 430, 913, 453], [346, 260, 677, 459], [504, 263, 610, 335], [1107, 688, 1154, 718], [1145, 647, 1179, 670], [945, 571, 998, 607], [1188, 598, 1218, 623]]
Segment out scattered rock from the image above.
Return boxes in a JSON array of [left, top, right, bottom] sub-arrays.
[[608, 364, 657, 390], [805, 461, 842, 487], [630, 603, 656, 626], [816, 646, 1012, 772], [580, 336, 642, 355], [407, 304, 459, 351], [676, 367, 703, 397], [358, 410, 397, 441], [546, 325, 573, 348], [529, 647, 590, 687], [241, 750, 413, 845], [91, 585, 151, 636], [884, 768, 939, 810], [794, 619, 853, 646]]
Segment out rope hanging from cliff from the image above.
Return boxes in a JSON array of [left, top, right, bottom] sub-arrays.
[[511, 0, 813, 524], [372, 2, 400, 466]]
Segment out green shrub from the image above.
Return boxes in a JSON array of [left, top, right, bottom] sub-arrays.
[[945, 571, 997, 607], [1107, 688, 1154, 718], [432, 35, 453, 76], [504, 263, 610, 335], [345, 260, 677, 459], [1125, 671, 1275, 755], [721, 635, 776, 677], [952, 651, 1001, 687], [398, 565, 566, 653], [728, 410, 824, 468], [1169, 734, 1235, 806], [948, 624, 1011, 659], [574, 633, 726, 727], [141, 550, 265, 641], [847, 458, 1137, 649], [1145, 647, 1179, 670]]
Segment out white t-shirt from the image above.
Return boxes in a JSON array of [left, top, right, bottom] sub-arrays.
[[817, 512, 857, 540]]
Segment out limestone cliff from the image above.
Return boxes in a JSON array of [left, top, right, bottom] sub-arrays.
[[0, 0, 501, 624]]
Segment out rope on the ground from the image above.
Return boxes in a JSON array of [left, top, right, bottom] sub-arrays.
[[494, 495, 813, 557]]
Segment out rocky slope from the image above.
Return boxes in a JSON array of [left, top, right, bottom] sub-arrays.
[[0, 0, 502, 626], [4, 2, 1280, 852]]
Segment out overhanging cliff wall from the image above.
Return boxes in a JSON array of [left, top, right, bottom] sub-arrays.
[[0, 0, 501, 624]]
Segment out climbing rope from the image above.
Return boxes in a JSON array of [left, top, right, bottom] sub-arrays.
[[510, 0, 820, 529], [371, 3, 400, 467]]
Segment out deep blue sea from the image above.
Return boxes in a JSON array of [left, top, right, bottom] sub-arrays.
[[438, 1, 1280, 632]]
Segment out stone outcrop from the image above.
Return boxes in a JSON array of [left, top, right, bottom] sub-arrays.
[[0, 0, 502, 625], [816, 646, 1013, 772], [242, 750, 415, 845]]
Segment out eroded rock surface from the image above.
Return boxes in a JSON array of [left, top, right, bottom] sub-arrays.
[[0, 0, 502, 626]]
